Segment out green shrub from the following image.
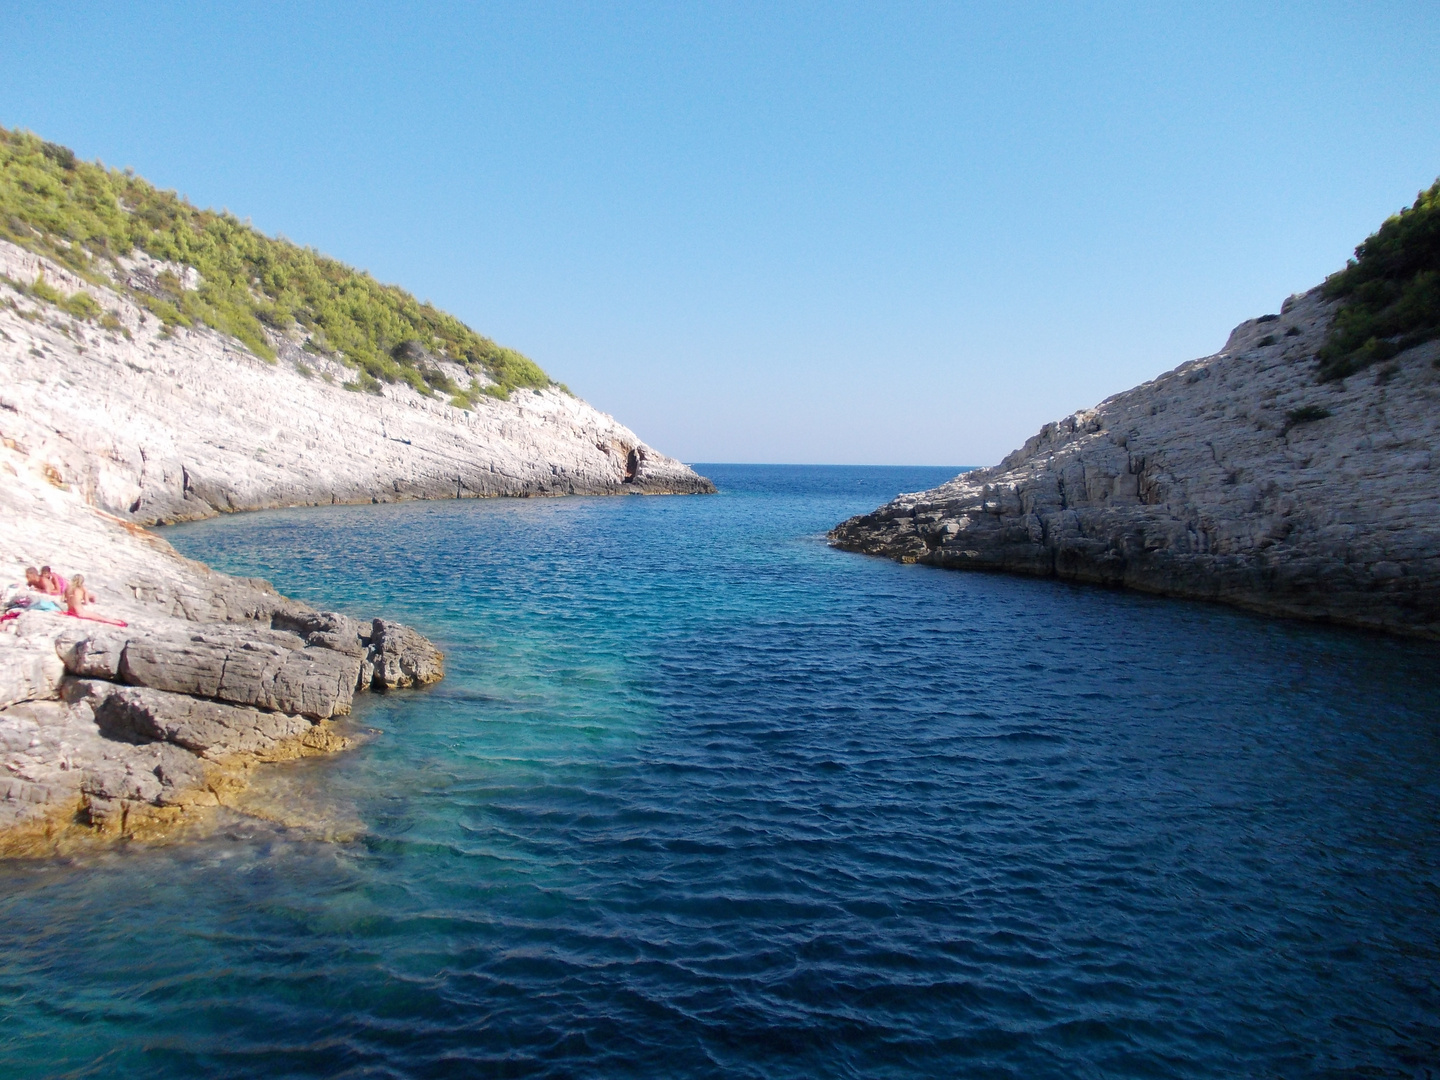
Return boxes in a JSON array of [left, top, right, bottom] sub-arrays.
[[1286, 405, 1332, 425], [1318, 179, 1440, 381], [28, 276, 61, 304], [0, 125, 554, 396], [1256, 334, 1275, 348], [62, 290, 100, 320], [421, 367, 458, 394]]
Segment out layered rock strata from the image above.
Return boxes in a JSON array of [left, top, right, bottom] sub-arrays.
[[0, 240, 713, 527], [830, 288, 1440, 638]]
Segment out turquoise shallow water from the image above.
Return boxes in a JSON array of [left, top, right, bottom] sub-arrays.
[[3, 464, 1440, 1078]]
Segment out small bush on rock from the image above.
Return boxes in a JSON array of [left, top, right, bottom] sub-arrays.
[[1286, 405, 1332, 425], [62, 290, 100, 320], [28, 276, 61, 305]]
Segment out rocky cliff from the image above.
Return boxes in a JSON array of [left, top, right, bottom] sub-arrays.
[[830, 287, 1440, 638], [0, 240, 709, 853]]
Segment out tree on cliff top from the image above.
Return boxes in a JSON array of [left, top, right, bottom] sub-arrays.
[[0, 126, 552, 400], [1319, 178, 1440, 381]]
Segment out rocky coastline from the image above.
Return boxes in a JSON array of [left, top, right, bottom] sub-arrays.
[[830, 287, 1440, 639], [0, 241, 711, 854], [0, 239, 713, 528]]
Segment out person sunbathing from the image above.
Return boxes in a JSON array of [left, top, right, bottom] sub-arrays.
[[38, 565, 68, 596], [13, 569, 58, 609], [62, 574, 126, 627], [64, 574, 96, 610], [1, 569, 64, 621]]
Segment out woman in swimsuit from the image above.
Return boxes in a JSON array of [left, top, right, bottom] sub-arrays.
[[64, 574, 97, 613], [62, 574, 127, 627]]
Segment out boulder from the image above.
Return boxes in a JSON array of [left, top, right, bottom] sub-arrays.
[[271, 609, 369, 656], [116, 629, 362, 719], [370, 618, 444, 689], [0, 634, 65, 709], [90, 683, 314, 759]]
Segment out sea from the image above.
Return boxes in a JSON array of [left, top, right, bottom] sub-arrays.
[[2, 464, 1438, 1078]]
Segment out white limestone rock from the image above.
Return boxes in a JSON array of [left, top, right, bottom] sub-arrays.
[[0, 239, 713, 528], [0, 236, 711, 850], [831, 289, 1440, 638]]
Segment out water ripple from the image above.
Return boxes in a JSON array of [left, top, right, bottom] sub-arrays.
[[2, 465, 1438, 1078]]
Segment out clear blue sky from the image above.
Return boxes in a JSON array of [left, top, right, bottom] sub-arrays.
[[5, 2, 1438, 465]]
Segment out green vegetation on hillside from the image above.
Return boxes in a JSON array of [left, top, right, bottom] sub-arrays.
[[0, 126, 552, 399], [1318, 178, 1440, 381]]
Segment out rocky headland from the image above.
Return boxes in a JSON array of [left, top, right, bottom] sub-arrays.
[[830, 284, 1440, 638]]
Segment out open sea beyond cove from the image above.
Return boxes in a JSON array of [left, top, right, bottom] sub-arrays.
[[2, 464, 1438, 1078]]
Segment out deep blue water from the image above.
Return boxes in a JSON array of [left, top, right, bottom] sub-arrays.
[[3, 464, 1439, 1078]]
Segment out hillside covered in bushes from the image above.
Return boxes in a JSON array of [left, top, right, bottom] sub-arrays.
[[1319, 178, 1440, 381], [0, 126, 552, 399]]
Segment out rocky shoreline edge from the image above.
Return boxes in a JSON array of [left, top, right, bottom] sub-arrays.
[[830, 288, 1440, 639], [1, 533, 443, 857], [0, 349, 447, 859]]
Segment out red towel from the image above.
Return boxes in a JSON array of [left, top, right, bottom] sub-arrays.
[[61, 610, 128, 627]]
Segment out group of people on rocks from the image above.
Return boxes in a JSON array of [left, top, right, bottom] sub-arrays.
[[1, 564, 127, 626]]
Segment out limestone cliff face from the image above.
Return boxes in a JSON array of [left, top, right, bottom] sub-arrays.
[[0, 240, 713, 527], [830, 288, 1440, 639]]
